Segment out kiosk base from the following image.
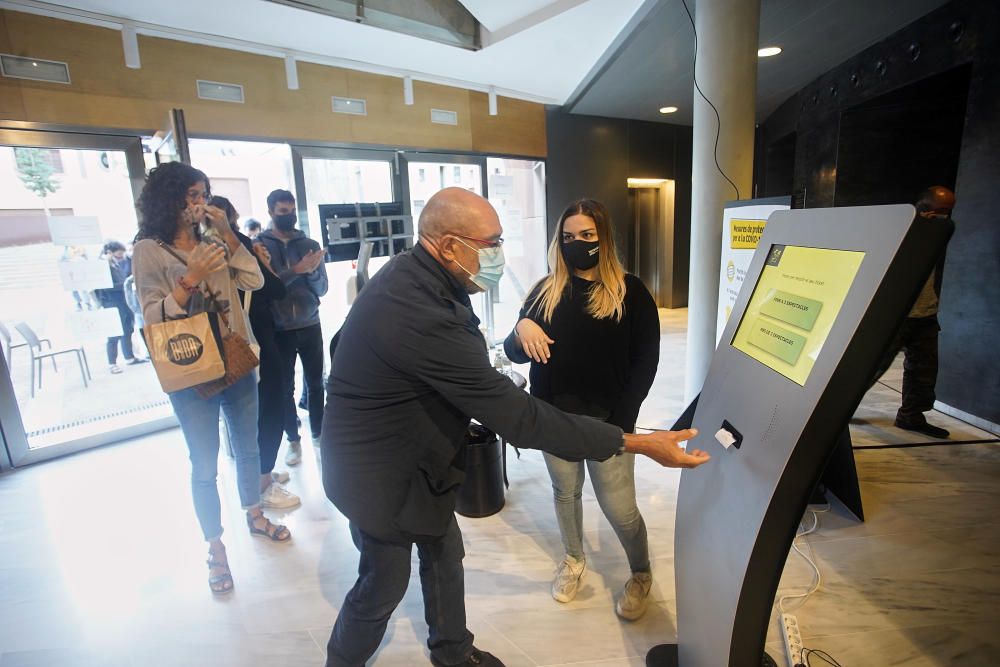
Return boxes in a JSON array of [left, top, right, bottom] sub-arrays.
[[645, 645, 778, 667]]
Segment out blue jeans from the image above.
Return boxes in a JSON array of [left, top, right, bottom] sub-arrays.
[[543, 451, 650, 573], [326, 518, 474, 667], [168, 374, 262, 541]]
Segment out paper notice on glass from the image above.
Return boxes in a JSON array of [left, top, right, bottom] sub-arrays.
[[66, 308, 123, 340], [47, 216, 103, 246], [59, 259, 112, 291], [489, 175, 514, 196]]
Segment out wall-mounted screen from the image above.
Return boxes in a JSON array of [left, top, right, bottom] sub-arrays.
[[731, 245, 865, 385]]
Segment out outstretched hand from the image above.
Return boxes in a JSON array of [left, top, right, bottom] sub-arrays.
[[625, 428, 710, 468]]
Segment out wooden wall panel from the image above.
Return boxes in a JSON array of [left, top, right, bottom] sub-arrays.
[[470, 92, 547, 157], [0, 10, 545, 156]]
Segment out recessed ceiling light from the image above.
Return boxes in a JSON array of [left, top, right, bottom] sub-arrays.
[[758, 46, 782, 58], [659, 106, 678, 114]]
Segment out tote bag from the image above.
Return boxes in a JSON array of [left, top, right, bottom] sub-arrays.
[[143, 304, 226, 393]]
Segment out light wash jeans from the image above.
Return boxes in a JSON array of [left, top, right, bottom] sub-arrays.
[[543, 451, 650, 573], [168, 373, 262, 541]]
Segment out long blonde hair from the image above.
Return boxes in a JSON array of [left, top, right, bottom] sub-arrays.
[[528, 199, 627, 323]]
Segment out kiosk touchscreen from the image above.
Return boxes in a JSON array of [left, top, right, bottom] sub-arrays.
[[649, 205, 953, 667]]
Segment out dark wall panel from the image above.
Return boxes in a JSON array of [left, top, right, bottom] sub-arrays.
[[757, 0, 1000, 424], [546, 108, 693, 307]]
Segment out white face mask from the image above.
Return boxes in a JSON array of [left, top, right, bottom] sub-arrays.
[[454, 238, 505, 291]]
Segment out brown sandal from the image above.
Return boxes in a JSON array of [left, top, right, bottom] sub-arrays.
[[207, 547, 234, 595], [247, 513, 291, 542]]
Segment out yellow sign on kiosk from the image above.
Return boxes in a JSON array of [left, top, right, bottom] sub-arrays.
[[732, 245, 865, 385]]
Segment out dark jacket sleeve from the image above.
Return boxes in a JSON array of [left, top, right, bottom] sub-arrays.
[[237, 231, 286, 300], [609, 277, 660, 432], [391, 308, 622, 462]]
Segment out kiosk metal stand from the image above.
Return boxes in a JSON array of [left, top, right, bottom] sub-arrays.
[[648, 205, 953, 666]]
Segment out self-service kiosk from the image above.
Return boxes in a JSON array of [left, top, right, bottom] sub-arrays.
[[648, 205, 953, 666]]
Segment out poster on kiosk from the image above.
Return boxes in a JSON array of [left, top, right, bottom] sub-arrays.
[[717, 197, 791, 344], [647, 204, 953, 667]]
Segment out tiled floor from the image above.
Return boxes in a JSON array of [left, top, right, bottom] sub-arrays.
[[1, 308, 997, 666]]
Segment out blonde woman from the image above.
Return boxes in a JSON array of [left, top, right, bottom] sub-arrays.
[[503, 199, 660, 620]]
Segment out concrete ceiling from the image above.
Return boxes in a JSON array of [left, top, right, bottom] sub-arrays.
[[568, 0, 951, 125], [2, 0, 951, 124]]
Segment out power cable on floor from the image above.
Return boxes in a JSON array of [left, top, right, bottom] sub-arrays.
[[680, 0, 742, 201]]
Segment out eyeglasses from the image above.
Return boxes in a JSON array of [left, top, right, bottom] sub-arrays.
[[454, 234, 504, 249]]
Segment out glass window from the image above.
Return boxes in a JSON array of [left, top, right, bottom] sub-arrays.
[[0, 145, 166, 452]]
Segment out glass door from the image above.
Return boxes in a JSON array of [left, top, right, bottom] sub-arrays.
[[290, 145, 400, 337], [0, 122, 174, 466]]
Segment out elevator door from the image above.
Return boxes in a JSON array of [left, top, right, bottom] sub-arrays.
[[630, 186, 662, 305]]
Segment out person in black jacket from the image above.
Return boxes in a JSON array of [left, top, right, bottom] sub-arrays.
[[321, 187, 709, 667], [211, 196, 300, 510], [503, 199, 659, 620], [95, 240, 147, 374]]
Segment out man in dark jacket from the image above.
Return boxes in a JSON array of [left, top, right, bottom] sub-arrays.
[[258, 189, 329, 466], [322, 187, 709, 667]]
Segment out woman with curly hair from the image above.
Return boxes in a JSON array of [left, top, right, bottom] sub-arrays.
[[132, 162, 291, 595], [503, 199, 660, 620]]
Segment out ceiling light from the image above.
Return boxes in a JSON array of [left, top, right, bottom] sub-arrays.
[[758, 46, 782, 58], [659, 106, 678, 114]]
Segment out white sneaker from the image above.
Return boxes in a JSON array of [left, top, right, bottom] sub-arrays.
[[551, 555, 586, 603], [285, 439, 302, 466], [616, 572, 653, 620], [271, 470, 290, 484], [261, 482, 301, 509]]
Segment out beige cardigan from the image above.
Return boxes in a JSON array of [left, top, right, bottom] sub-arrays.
[[132, 238, 263, 343]]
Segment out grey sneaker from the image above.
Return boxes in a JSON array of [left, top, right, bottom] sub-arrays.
[[285, 439, 302, 466], [616, 571, 653, 620], [260, 482, 301, 509], [551, 555, 586, 603]]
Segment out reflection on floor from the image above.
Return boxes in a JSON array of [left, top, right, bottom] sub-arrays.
[[1, 308, 998, 666]]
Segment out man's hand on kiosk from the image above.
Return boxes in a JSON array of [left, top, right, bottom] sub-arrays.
[[624, 429, 710, 468]]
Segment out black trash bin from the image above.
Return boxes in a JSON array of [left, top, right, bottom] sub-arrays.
[[455, 423, 505, 518]]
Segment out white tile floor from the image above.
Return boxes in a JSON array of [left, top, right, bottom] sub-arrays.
[[0, 308, 998, 666]]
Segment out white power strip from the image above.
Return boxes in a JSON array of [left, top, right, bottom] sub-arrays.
[[781, 613, 803, 667]]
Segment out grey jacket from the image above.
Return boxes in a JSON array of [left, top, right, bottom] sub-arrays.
[[257, 228, 329, 331]]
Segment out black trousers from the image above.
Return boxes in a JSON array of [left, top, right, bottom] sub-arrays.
[[275, 322, 325, 439], [873, 315, 940, 423], [256, 327, 285, 475], [106, 304, 135, 364], [325, 518, 474, 667]]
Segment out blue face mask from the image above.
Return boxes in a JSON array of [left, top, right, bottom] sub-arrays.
[[455, 238, 505, 291]]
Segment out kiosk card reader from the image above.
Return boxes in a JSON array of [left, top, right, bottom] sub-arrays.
[[648, 205, 953, 666]]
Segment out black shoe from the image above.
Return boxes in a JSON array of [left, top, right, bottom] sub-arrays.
[[298, 396, 308, 410], [430, 648, 505, 667], [125, 357, 149, 365], [895, 417, 949, 439]]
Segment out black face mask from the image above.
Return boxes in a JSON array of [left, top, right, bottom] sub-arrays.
[[273, 212, 297, 231], [562, 239, 600, 271]]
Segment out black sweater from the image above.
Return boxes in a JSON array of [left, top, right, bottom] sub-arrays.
[[504, 273, 660, 433]]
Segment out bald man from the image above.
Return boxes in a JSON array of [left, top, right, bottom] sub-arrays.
[[320, 188, 709, 667], [874, 186, 956, 438]]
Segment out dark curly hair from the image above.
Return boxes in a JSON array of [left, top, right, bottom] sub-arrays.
[[136, 162, 210, 244]]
